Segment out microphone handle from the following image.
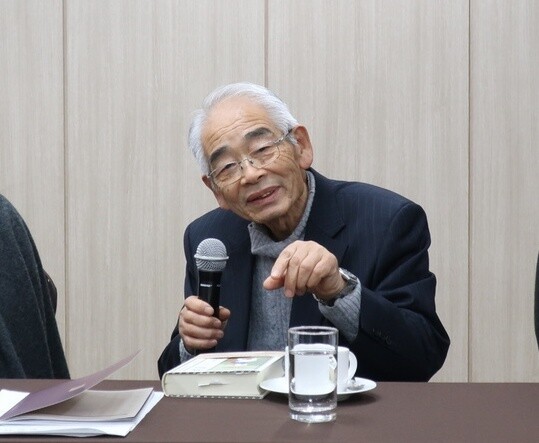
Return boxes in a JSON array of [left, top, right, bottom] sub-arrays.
[[197, 270, 222, 317]]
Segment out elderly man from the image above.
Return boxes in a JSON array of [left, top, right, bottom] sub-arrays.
[[158, 82, 449, 381]]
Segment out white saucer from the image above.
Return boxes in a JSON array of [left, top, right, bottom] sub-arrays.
[[259, 377, 376, 401]]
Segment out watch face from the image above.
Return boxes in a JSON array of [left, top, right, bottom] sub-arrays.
[[339, 268, 358, 295], [339, 268, 357, 283]]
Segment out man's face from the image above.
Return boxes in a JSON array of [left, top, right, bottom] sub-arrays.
[[201, 96, 313, 239]]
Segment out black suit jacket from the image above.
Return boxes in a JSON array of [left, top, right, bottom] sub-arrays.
[[158, 170, 450, 381]]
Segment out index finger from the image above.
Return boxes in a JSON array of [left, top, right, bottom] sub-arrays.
[[270, 243, 297, 279]]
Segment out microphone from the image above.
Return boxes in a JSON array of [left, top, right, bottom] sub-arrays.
[[194, 238, 228, 317]]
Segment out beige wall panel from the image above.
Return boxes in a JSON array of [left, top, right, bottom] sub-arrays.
[[4, 0, 535, 383], [0, 1, 66, 336], [65, 0, 265, 379], [268, 0, 469, 381], [470, 0, 539, 381]]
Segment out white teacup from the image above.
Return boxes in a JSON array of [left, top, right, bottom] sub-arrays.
[[288, 343, 336, 395], [284, 345, 357, 392], [337, 346, 357, 391]]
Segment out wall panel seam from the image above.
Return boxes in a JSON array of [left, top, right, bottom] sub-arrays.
[[62, 0, 69, 356], [264, 0, 268, 86], [467, 0, 472, 383]]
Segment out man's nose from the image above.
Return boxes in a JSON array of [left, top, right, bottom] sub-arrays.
[[239, 158, 263, 183]]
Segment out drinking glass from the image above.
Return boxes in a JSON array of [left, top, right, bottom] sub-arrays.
[[288, 326, 338, 423]]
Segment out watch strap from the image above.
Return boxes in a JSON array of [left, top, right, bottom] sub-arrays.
[[313, 268, 359, 306]]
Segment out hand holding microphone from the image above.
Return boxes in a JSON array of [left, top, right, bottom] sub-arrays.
[[178, 239, 230, 353]]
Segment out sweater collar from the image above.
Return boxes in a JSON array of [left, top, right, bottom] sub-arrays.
[[248, 171, 316, 258]]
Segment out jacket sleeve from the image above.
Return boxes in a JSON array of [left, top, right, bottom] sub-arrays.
[[157, 226, 198, 378], [349, 202, 449, 381], [157, 329, 181, 378]]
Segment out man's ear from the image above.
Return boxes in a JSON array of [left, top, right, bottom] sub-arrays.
[[202, 175, 230, 210], [292, 126, 314, 170]]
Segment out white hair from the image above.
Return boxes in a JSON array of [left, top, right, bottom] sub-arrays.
[[188, 82, 298, 175]]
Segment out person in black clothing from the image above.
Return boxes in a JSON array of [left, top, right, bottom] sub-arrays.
[[0, 194, 69, 378]]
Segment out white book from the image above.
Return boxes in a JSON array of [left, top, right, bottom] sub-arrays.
[[162, 351, 285, 399]]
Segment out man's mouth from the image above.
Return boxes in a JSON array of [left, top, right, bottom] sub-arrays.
[[247, 187, 277, 203]]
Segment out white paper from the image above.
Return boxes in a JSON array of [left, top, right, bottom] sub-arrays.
[[0, 351, 163, 437], [0, 350, 141, 421], [0, 390, 163, 437], [0, 390, 29, 416]]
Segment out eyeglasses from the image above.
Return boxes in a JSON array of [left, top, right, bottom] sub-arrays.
[[208, 129, 293, 188]]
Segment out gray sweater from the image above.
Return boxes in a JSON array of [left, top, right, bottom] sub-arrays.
[[246, 171, 361, 351]]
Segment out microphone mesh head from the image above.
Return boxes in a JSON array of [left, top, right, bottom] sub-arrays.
[[194, 238, 228, 272]]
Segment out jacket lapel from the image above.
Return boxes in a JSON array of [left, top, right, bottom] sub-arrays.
[[290, 170, 349, 327], [215, 221, 254, 351]]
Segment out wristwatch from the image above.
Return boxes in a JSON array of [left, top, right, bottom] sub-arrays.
[[312, 268, 359, 307]]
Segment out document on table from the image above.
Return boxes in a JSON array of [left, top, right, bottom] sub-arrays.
[[0, 351, 164, 437]]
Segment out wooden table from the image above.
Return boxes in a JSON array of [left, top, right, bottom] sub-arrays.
[[1, 379, 538, 442]]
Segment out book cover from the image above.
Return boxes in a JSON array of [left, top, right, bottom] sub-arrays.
[[0, 351, 164, 437], [0, 351, 141, 421], [162, 351, 285, 399]]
